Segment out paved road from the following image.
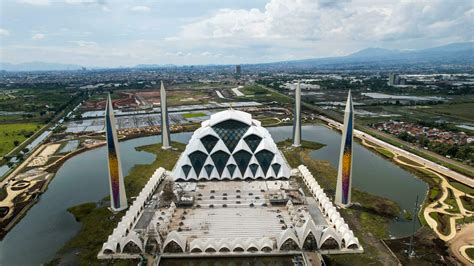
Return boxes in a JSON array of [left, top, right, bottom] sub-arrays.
[[318, 115, 474, 188]]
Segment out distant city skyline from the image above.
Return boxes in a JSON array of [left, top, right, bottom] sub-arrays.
[[0, 0, 472, 67]]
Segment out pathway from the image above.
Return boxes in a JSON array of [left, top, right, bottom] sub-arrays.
[[449, 224, 474, 264], [361, 139, 473, 244]]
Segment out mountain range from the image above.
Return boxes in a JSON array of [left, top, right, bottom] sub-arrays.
[[262, 42, 473, 70], [1, 42, 472, 71]]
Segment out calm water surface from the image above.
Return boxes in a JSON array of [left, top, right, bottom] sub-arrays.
[[0, 126, 428, 265]]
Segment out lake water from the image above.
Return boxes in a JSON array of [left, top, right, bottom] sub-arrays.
[[0, 125, 428, 265], [361, 92, 443, 101]]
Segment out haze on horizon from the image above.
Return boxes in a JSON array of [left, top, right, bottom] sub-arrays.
[[0, 0, 472, 67]]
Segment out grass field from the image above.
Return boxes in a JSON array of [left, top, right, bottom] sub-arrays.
[[418, 103, 474, 122], [241, 84, 293, 104], [357, 103, 474, 129], [182, 112, 206, 118], [466, 247, 474, 260], [0, 122, 42, 157], [397, 156, 424, 167], [448, 179, 474, 194], [167, 90, 210, 106]]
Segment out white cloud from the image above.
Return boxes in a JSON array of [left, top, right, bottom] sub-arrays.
[[19, 0, 105, 5], [4, 0, 473, 66], [65, 0, 103, 4], [131, 6, 151, 12], [174, 0, 473, 43], [18, 0, 51, 5], [70, 40, 98, 48], [0, 28, 10, 36], [32, 33, 45, 40]]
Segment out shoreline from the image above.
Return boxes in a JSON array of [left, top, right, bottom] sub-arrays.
[[0, 141, 106, 239]]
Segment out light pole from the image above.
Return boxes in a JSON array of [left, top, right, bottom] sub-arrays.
[[408, 195, 419, 257]]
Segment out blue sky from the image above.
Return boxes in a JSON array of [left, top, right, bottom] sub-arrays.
[[0, 0, 472, 67]]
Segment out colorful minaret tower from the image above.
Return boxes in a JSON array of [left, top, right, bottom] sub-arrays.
[[292, 81, 301, 147], [160, 81, 171, 149], [105, 94, 128, 212], [335, 90, 354, 207]]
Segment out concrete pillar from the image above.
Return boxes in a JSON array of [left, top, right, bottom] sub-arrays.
[[160, 81, 171, 149], [292, 81, 302, 147], [335, 91, 354, 207], [105, 94, 128, 212]]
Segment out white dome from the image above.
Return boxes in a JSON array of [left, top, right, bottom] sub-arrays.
[[172, 110, 291, 181]]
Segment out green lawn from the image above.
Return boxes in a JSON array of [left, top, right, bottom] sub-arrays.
[[397, 156, 424, 167], [419, 103, 474, 122], [241, 84, 292, 104], [466, 247, 474, 260], [182, 112, 206, 118], [448, 180, 474, 194], [0, 122, 42, 157], [167, 90, 209, 106]]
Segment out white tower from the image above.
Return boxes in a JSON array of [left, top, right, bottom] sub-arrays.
[[105, 94, 128, 212], [335, 91, 354, 207], [160, 81, 171, 149], [292, 81, 302, 147]]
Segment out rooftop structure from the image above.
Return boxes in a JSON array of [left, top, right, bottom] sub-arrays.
[[98, 109, 362, 260], [172, 109, 291, 180], [105, 94, 128, 212], [335, 91, 354, 207]]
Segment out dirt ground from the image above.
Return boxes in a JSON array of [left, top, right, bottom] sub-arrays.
[[448, 223, 474, 265], [385, 227, 458, 265]]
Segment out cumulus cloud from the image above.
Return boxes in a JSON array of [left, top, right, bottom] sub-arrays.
[[32, 33, 45, 40], [5, 0, 473, 66], [173, 0, 473, 43], [131, 6, 151, 12], [0, 28, 10, 36]]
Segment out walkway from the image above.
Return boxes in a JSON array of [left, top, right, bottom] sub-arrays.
[[362, 138, 473, 241], [449, 223, 474, 264]]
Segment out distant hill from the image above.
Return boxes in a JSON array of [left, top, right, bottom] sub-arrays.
[[0, 62, 84, 71], [134, 64, 177, 69], [263, 42, 474, 69], [346, 47, 400, 58]]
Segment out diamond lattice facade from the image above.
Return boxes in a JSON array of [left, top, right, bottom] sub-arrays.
[[172, 110, 291, 180]]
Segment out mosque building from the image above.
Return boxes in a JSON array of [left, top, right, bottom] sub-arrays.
[[98, 85, 360, 260]]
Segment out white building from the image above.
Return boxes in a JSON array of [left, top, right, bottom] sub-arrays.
[[98, 109, 362, 260]]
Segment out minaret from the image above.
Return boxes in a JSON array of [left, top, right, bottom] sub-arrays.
[[292, 81, 301, 147], [335, 91, 354, 207], [105, 94, 128, 212], [160, 81, 171, 149]]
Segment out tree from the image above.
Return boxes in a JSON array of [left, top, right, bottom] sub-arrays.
[[13, 140, 20, 146]]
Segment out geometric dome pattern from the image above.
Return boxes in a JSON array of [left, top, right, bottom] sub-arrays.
[[172, 110, 291, 180]]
